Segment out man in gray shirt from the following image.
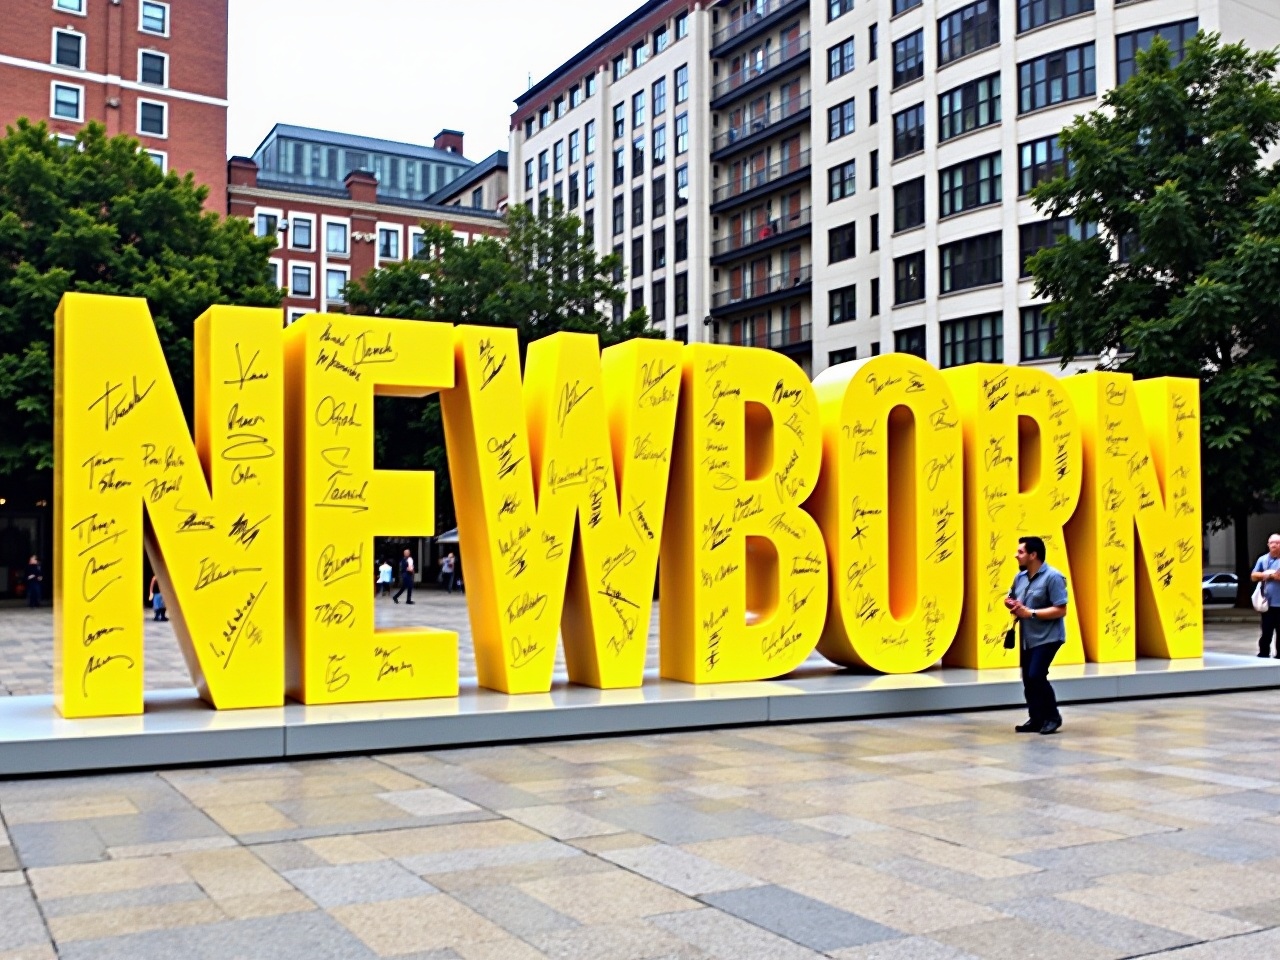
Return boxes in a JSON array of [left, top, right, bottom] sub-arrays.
[[1005, 535, 1070, 735], [1252, 533, 1280, 657]]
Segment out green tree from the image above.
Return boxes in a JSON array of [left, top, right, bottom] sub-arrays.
[[345, 203, 656, 531], [1027, 34, 1280, 602], [0, 119, 281, 501]]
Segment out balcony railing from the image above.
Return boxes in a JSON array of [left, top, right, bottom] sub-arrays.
[[725, 323, 813, 350], [712, 92, 810, 154], [712, 265, 813, 310], [711, 206, 812, 258], [712, 33, 810, 101], [712, 0, 808, 50], [713, 149, 810, 205]]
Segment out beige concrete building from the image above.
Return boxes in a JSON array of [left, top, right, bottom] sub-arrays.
[[511, 0, 1280, 379]]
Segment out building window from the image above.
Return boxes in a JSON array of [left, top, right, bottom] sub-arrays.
[[291, 217, 313, 250], [893, 30, 925, 88], [524, 118, 535, 140], [583, 122, 597, 159], [539, 149, 549, 182], [585, 163, 596, 198], [378, 227, 401, 260], [632, 236, 645, 276], [829, 37, 856, 81], [653, 174, 666, 218], [1116, 19, 1198, 85], [829, 160, 856, 201], [1021, 305, 1056, 359], [1019, 0, 1093, 33], [613, 55, 628, 82], [268, 261, 281, 289], [939, 152, 1002, 217], [939, 72, 1000, 140], [1019, 43, 1096, 114], [938, 0, 999, 66], [539, 107, 550, 129], [675, 165, 689, 206], [894, 252, 926, 305], [675, 219, 688, 261], [1019, 134, 1066, 194], [569, 129, 581, 164], [634, 136, 646, 176], [613, 196, 625, 236], [326, 221, 349, 255], [51, 82, 83, 121], [869, 86, 879, 124], [139, 50, 167, 86], [893, 0, 923, 12], [870, 149, 879, 188], [1019, 218, 1097, 275], [555, 97, 566, 120], [675, 64, 689, 103], [830, 0, 855, 20], [326, 268, 348, 304], [632, 185, 645, 225], [675, 113, 689, 154], [582, 209, 595, 236], [828, 98, 856, 141], [830, 347, 858, 366], [554, 140, 565, 174], [653, 125, 667, 166], [586, 73, 598, 98], [139, 0, 168, 36], [829, 222, 857, 263], [613, 147, 625, 186], [830, 284, 857, 324], [634, 40, 649, 69], [53, 30, 84, 69], [871, 277, 881, 315], [653, 279, 667, 323], [940, 231, 1002, 293], [137, 100, 167, 137], [894, 177, 925, 231], [869, 23, 878, 61], [653, 226, 667, 268], [892, 103, 925, 159], [613, 103, 626, 140], [676, 11, 689, 40], [570, 84, 582, 109], [941, 313, 1003, 367], [55, 0, 85, 12], [655, 23, 670, 54], [895, 325, 927, 358], [871, 213, 880, 250], [675, 272, 688, 314], [255, 213, 278, 238], [290, 264, 314, 299], [612, 244, 624, 282], [569, 172, 580, 208], [633, 91, 646, 128]]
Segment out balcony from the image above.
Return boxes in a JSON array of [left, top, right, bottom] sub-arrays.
[[711, 264, 813, 316], [711, 34, 811, 109], [723, 323, 813, 355], [711, 0, 809, 58], [711, 149, 811, 213], [710, 206, 811, 265], [711, 92, 810, 159]]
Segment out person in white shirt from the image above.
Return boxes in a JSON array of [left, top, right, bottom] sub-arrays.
[[377, 559, 393, 597]]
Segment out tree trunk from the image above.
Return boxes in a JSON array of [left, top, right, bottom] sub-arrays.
[[1234, 508, 1254, 608]]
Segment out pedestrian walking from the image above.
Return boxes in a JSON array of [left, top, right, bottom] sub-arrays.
[[440, 552, 457, 594], [25, 555, 43, 608], [1252, 533, 1280, 657], [378, 558, 394, 597], [1005, 535, 1068, 735], [148, 575, 168, 622], [392, 549, 415, 604]]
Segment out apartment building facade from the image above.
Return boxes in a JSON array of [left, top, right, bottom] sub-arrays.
[[513, 0, 1280, 378], [0, 0, 229, 206]]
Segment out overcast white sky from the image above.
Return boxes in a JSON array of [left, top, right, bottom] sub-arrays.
[[227, 0, 643, 161]]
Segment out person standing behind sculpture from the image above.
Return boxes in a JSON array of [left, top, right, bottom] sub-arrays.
[[440, 552, 457, 594], [378, 558, 394, 597], [148, 575, 168, 622], [1252, 533, 1280, 657], [26, 555, 43, 608], [392, 549, 415, 605], [1005, 535, 1069, 735]]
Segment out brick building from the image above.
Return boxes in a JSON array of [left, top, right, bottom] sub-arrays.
[[228, 126, 506, 323], [0, 0, 229, 207]]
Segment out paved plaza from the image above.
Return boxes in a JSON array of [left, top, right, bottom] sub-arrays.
[[1, 598, 1278, 958]]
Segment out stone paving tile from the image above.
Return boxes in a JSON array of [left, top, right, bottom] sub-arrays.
[[449, 884, 581, 938], [994, 894, 1196, 954], [647, 907, 825, 959], [283, 860, 437, 908], [599, 843, 764, 896], [700, 885, 902, 952]]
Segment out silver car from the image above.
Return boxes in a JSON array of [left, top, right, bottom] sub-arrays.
[[1202, 572, 1238, 603]]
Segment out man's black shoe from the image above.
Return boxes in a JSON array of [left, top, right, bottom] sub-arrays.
[[1015, 720, 1042, 733], [1259, 651, 1270, 658], [392, 597, 399, 604], [405, 600, 415, 605], [1040, 719, 1062, 735]]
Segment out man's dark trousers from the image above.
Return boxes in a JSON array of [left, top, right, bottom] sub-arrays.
[[1021, 641, 1063, 726], [1261, 607, 1280, 656], [393, 573, 413, 603]]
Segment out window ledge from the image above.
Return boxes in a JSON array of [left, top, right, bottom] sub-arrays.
[[1016, 10, 1095, 39], [892, 224, 925, 238], [891, 75, 924, 94], [1018, 93, 1097, 120], [939, 281, 1003, 298], [893, 298, 925, 309], [938, 200, 1002, 222], [936, 43, 1000, 73], [938, 121, 1002, 149], [891, 149, 925, 165]]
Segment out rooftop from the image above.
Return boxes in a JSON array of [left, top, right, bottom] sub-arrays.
[[251, 123, 475, 167], [425, 150, 508, 205]]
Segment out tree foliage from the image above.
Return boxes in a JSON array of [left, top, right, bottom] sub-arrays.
[[1028, 34, 1280, 572], [0, 120, 281, 496], [346, 203, 656, 530]]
